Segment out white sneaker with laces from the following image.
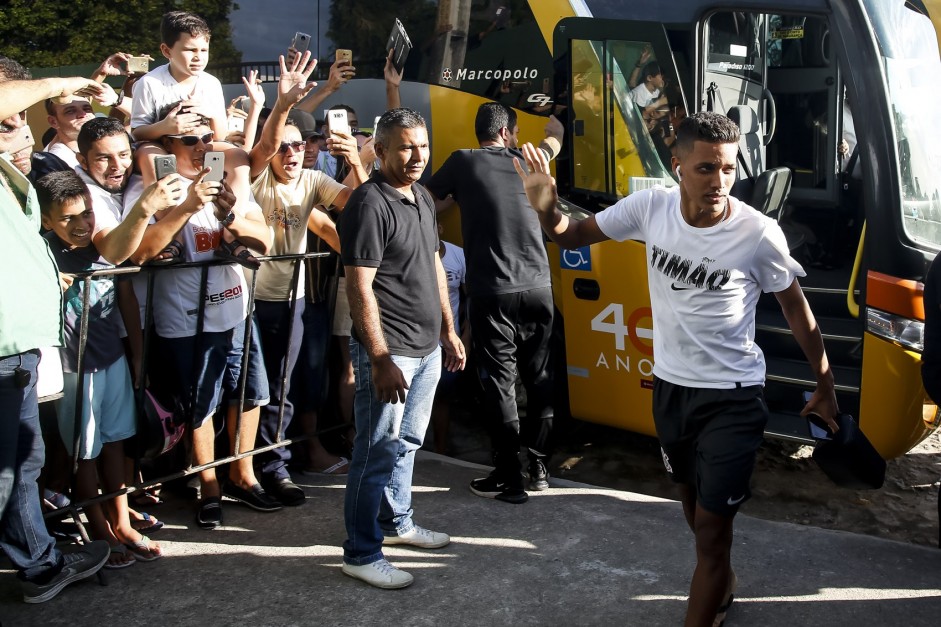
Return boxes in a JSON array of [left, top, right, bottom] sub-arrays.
[[341, 558, 414, 589], [382, 525, 450, 549]]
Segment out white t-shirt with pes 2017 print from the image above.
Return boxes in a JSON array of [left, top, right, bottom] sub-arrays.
[[594, 186, 804, 389]]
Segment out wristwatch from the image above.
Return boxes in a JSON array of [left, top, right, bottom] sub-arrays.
[[221, 210, 236, 227]]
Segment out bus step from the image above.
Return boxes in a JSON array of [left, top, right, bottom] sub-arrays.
[[765, 410, 816, 445], [764, 357, 860, 394], [756, 310, 863, 366]]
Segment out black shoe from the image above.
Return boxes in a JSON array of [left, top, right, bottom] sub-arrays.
[[196, 496, 223, 529], [222, 482, 283, 512], [21, 540, 109, 604], [528, 459, 549, 491], [469, 473, 528, 504], [264, 477, 306, 507]]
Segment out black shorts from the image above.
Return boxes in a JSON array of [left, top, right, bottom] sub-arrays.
[[652, 377, 768, 517]]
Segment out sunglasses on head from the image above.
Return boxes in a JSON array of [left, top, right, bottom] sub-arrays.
[[168, 132, 214, 146], [278, 140, 306, 153]]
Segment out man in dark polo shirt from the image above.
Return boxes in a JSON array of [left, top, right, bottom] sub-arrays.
[[337, 108, 465, 589], [427, 103, 563, 504]]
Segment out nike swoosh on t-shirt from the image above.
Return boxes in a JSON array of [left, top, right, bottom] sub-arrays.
[[670, 282, 692, 291]]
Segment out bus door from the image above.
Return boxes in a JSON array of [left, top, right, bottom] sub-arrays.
[[550, 18, 688, 435]]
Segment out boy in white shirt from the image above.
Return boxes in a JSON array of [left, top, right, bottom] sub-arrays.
[[131, 10, 255, 267], [131, 11, 226, 145]]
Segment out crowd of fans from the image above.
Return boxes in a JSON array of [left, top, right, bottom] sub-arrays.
[[0, 9, 487, 598]]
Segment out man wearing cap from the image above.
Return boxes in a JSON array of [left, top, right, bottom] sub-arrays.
[[244, 53, 368, 504]]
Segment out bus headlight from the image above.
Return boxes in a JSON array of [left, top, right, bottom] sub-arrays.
[[866, 308, 924, 352]]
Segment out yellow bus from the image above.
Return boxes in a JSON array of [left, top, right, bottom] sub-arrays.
[[32, 0, 939, 458], [213, 0, 938, 458]]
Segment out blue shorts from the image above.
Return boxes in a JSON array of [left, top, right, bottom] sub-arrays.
[[162, 319, 269, 428], [57, 356, 137, 459]]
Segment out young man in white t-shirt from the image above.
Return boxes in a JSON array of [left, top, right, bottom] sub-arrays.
[[244, 52, 367, 505], [513, 112, 840, 627]]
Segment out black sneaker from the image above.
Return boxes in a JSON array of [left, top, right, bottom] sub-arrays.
[[528, 459, 549, 491], [469, 474, 528, 504], [21, 540, 109, 604], [222, 482, 283, 512]]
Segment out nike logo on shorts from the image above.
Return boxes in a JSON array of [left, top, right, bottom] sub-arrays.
[[727, 494, 746, 506]]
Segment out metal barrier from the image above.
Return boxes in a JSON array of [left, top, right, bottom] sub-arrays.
[[43, 250, 336, 526]]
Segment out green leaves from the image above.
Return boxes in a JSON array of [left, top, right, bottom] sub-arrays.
[[0, 1, 240, 71]]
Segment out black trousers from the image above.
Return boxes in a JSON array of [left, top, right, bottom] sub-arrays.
[[469, 286, 554, 480]]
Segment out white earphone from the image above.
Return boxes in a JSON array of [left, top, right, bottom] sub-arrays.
[[675, 165, 683, 181]]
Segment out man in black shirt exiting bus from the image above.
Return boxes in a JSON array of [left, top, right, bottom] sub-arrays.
[[428, 103, 563, 503]]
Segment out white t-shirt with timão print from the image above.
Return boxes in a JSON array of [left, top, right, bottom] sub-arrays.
[[250, 166, 345, 302], [594, 186, 804, 388]]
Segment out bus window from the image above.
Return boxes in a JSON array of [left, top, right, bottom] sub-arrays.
[[865, 0, 941, 248], [764, 15, 839, 200], [571, 40, 608, 194], [419, 1, 553, 116], [706, 12, 765, 85], [567, 36, 682, 199]]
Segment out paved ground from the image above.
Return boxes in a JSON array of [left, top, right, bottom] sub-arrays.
[[2, 452, 940, 626]]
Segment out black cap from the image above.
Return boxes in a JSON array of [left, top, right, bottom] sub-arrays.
[[286, 110, 320, 140]]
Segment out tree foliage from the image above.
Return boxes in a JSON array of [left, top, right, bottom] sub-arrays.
[[326, 0, 437, 73], [0, 0, 241, 71]]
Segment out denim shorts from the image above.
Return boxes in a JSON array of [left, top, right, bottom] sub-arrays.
[[161, 318, 269, 428], [57, 356, 137, 459]]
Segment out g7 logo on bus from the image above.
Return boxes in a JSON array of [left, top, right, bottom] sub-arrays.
[[590, 303, 653, 356], [527, 93, 553, 107]]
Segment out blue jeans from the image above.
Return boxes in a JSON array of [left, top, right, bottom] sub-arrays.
[[0, 351, 61, 580], [343, 339, 440, 565]]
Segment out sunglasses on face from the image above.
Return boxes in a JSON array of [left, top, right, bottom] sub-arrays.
[[278, 140, 306, 153], [168, 132, 214, 146]]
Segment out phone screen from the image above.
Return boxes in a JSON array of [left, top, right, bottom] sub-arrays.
[[802, 391, 832, 440]]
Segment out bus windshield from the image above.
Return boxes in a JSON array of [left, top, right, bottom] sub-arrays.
[[865, 0, 941, 248]]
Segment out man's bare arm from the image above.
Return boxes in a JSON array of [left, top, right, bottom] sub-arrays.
[[514, 142, 609, 249], [0, 77, 106, 120], [346, 264, 409, 403], [93, 176, 182, 265]]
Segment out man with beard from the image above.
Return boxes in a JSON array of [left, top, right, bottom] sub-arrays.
[[76, 117, 182, 265]]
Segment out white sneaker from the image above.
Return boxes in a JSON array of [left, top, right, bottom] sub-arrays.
[[382, 525, 450, 549], [341, 559, 414, 589]]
